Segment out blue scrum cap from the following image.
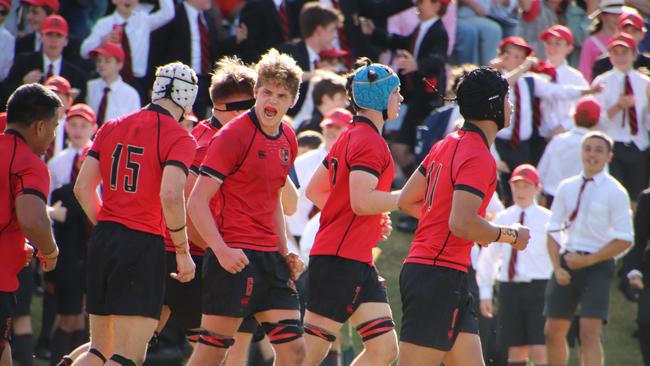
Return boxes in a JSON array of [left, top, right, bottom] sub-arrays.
[[351, 63, 400, 113]]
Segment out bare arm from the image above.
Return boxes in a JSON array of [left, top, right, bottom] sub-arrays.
[[73, 157, 102, 225], [16, 194, 58, 270], [188, 175, 249, 273], [449, 190, 529, 249], [305, 164, 331, 210], [184, 173, 207, 249], [274, 195, 290, 256], [160, 165, 190, 249], [397, 169, 426, 219], [586, 239, 632, 265], [349, 170, 400, 215], [161, 165, 195, 282], [281, 177, 299, 216]]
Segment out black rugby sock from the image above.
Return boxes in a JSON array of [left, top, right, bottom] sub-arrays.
[[50, 328, 72, 366], [13, 334, 34, 366]]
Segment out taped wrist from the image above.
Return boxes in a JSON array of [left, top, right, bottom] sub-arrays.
[[88, 348, 107, 363], [496, 226, 518, 244]]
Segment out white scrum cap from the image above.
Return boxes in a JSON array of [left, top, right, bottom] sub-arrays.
[[151, 62, 199, 112]]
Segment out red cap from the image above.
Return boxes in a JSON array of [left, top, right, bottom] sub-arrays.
[[499, 36, 534, 56], [319, 48, 348, 59], [320, 108, 352, 128], [66, 103, 97, 125], [574, 97, 601, 123], [44, 75, 71, 95], [509, 164, 540, 186], [540, 25, 574, 45], [0, 112, 6, 132], [21, 0, 59, 13], [89, 42, 125, 63], [0, 0, 11, 11], [40, 14, 68, 36], [617, 12, 646, 31], [607, 32, 637, 50]]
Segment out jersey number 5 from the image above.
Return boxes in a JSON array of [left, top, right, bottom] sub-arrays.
[[110, 143, 144, 192]]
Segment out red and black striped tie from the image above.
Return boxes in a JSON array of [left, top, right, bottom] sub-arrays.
[[624, 74, 638, 135], [198, 14, 212, 75], [568, 177, 593, 223], [507, 211, 524, 282], [120, 23, 134, 82], [278, 1, 290, 41]]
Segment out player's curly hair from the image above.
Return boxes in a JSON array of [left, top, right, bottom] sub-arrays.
[[255, 49, 303, 99], [209, 56, 256, 104]]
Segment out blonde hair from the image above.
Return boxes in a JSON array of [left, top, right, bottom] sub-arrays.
[[255, 49, 303, 99], [209, 56, 257, 103]]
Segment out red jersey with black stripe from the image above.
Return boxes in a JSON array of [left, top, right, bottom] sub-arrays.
[[199, 109, 297, 251], [0, 130, 50, 291], [310, 116, 394, 265], [163, 117, 223, 256], [88, 104, 197, 236], [405, 122, 497, 272]]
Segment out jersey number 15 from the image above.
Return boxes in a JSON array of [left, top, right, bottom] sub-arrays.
[[110, 143, 144, 192]]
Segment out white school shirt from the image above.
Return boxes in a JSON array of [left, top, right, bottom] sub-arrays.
[[477, 203, 553, 300], [547, 171, 633, 254], [0, 26, 15, 81], [592, 68, 650, 150], [537, 126, 590, 196], [413, 17, 439, 59], [48, 146, 87, 196], [86, 77, 141, 122], [541, 62, 589, 133], [286, 146, 328, 237], [496, 74, 582, 141], [43, 54, 62, 76], [81, 0, 174, 78]]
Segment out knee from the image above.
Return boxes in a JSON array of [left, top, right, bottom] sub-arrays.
[[280, 341, 306, 365], [544, 323, 566, 343], [579, 327, 601, 346], [366, 338, 398, 365]]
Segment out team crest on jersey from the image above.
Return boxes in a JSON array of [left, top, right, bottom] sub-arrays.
[[279, 147, 290, 165]]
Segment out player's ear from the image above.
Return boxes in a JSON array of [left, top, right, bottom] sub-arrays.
[[32, 119, 46, 137]]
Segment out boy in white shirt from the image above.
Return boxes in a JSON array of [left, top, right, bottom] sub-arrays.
[[477, 164, 552, 366], [592, 32, 650, 209], [46, 103, 97, 364], [86, 42, 140, 126], [80, 0, 174, 101], [537, 97, 601, 207], [545, 131, 633, 366], [539, 25, 589, 133]]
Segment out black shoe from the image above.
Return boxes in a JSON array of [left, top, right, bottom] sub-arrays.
[[396, 216, 418, 233], [34, 338, 52, 360]]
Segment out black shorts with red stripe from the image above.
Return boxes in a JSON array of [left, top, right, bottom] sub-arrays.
[[306, 255, 388, 323], [202, 249, 299, 318], [399, 263, 478, 351]]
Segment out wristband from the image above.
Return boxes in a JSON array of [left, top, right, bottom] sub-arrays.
[[167, 224, 186, 233], [39, 246, 59, 260], [497, 226, 518, 244]]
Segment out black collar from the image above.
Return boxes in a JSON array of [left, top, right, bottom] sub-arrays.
[[249, 108, 282, 140], [460, 121, 489, 149], [209, 116, 223, 129], [5, 129, 27, 142], [144, 103, 174, 119], [353, 115, 379, 134]]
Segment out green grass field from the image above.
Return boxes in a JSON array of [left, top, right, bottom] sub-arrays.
[[30, 224, 644, 365]]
